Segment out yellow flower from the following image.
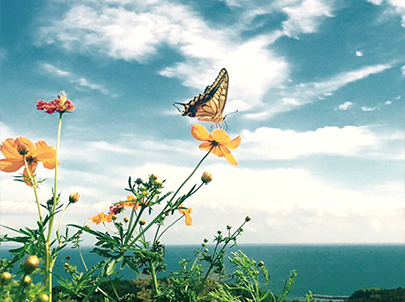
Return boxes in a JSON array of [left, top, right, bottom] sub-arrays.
[[88, 212, 113, 225], [191, 124, 241, 165], [179, 204, 193, 226], [0, 137, 57, 186], [69, 192, 80, 204]]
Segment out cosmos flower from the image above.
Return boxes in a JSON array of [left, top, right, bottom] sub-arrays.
[[179, 204, 192, 226], [36, 91, 75, 114], [0, 136, 57, 186], [191, 124, 241, 165]]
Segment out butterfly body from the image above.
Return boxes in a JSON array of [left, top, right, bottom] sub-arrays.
[[174, 68, 229, 126]]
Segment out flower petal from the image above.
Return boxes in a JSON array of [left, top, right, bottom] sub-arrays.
[[225, 135, 242, 150], [211, 129, 230, 144], [1, 138, 21, 159], [191, 124, 211, 141], [0, 158, 24, 172], [198, 142, 214, 152]]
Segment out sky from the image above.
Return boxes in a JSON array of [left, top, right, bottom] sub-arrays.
[[0, 0, 404, 245]]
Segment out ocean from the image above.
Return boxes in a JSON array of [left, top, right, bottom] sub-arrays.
[[2, 244, 404, 300]]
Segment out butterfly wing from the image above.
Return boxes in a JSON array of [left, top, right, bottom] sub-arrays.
[[174, 68, 229, 124]]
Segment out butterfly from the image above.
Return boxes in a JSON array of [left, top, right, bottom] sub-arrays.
[[174, 68, 230, 127]]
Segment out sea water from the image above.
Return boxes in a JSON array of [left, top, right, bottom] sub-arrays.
[[2, 244, 404, 300]]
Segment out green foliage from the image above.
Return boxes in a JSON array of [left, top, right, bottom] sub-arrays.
[[348, 287, 405, 302]]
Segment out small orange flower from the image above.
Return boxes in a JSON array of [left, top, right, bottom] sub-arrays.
[[89, 212, 113, 225], [179, 204, 193, 226], [191, 124, 241, 165], [36, 91, 75, 114], [0, 137, 57, 186]]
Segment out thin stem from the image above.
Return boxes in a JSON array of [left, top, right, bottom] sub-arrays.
[[23, 156, 43, 223], [45, 112, 63, 300], [57, 203, 70, 245], [77, 245, 88, 271], [150, 261, 159, 295]]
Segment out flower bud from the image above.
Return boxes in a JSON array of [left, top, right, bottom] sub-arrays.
[[204, 248, 209, 253], [217, 230, 222, 234], [226, 225, 232, 230], [245, 216, 251, 222], [66, 255, 71, 260], [150, 174, 158, 180], [21, 275, 32, 286], [0, 272, 12, 286], [203, 238, 209, 243], [17, 143, 29, 155], [69, 192, 80, 204], [201, 172, 213, 184], [139, 219, 146, 225], [36, 293, 50, 302], [124, 217, 129, 223], [258, 261, 265, 267], [23, 255, 40, 274]]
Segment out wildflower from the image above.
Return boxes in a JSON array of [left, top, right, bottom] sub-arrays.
[[23, 255, 40, 274], [179, 204, 193, 226], [89, 212, 113, 225], [0, 137, 57, 186], [201, 172, 213, 184], [36, 91, 75, 114], [191, 124, 241, 165], [69, 192, 80, 204]]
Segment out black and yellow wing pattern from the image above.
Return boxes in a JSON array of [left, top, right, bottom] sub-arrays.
[[174, 68, 229, 125]]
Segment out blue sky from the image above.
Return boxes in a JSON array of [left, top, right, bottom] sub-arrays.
[[0, 0, 404, 244]]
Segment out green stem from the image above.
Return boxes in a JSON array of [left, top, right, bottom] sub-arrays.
[[127, 150, 212, 248], [44, 112, 63, 300], [150, 261, 159, 295], [23, 156, 43, 223], [57, 203, 70, 245]]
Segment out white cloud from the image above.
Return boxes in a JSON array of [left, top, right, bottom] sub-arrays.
[[245, 62, 394, 119], [335, 101, 353, 110], [281, 0, 334, 38], [239, 126, 379, 159], [384, 100, 392, 105], [401, 65, 405, 76], [1, 163, 403, 244], [361, 106, 378, 112], [40, 63, 112, 95], [355, 50, 363, 57]]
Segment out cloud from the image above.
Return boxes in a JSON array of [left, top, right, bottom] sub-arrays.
[[245, 62, 394, 119], [239, 125, 385, 160], [401, 65, 405, 76], [2, 163, 403, 244], [361, 106, 378, 112], [384, 100, 392, 105], [281, 0, 334, 38], [335, 101, 353, 110], [40, 63, 112, 95], [368, 0, 405, 27], [355, 50, 363, 57]]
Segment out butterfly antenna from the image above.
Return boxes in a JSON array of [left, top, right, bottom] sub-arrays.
[[224, 109, 239, 119], [173, 102, 183, 112]]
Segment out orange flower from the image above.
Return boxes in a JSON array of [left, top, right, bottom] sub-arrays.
[[191, 124, 241, 165], [179, 204, 193, 226], [89, 212, 113, 225], [36, 91, 75, 114], [0, 136, 57, 186]]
